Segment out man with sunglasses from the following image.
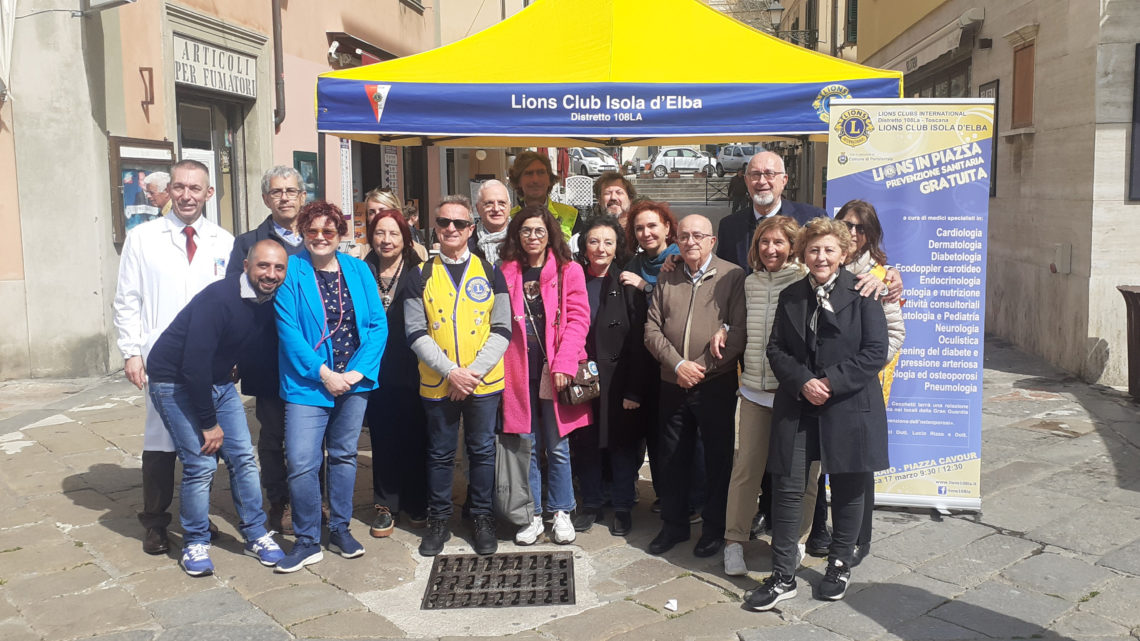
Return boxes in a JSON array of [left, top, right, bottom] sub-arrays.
[[226, 166, 309, 535], [406, 195, 512, 557]]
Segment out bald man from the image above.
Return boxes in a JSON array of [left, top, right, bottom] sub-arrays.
[[644, 214, 746, 559], [716, 152, 825, 272]]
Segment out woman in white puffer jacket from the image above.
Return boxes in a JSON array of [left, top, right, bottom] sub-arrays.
[[719, 215, 816, 577]]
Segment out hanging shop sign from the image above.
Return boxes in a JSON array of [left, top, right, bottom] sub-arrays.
[[173, 34, 256, 99]]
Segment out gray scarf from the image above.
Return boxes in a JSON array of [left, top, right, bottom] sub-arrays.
[[808, 272, 839, 333], [476, 222, 507, 264]]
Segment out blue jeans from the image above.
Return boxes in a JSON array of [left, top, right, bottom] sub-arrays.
[[284, 393, 367, 545], [423, 393, 500, 519], [149, 382, 267, 546], [523, 383, 575, 514]]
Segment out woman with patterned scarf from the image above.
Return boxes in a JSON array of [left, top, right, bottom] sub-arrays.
[[744, 217, 889, 611]]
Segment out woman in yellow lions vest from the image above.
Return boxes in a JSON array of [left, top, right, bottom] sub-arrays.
[[507, 151, 583, 243]]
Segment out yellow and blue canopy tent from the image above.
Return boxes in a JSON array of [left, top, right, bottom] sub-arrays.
[[316, 0, 902, 147]]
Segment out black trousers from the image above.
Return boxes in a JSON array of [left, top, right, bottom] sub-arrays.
[[139, 450, 176, 529], [657, 373, 737, 539], [366, 384, 428, 516], [255, 395, 289, 505], [770, 416, 865, 576], [809, 468, 875, 545]]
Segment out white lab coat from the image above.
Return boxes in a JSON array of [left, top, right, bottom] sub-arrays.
[[112, 212, 234, 451]]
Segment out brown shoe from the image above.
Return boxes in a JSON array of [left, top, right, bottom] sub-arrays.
[[143, 526, 169, 555], [370, 505, 395, 538], [269, 502, 294, 536]]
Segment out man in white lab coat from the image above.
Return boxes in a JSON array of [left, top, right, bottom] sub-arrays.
[[113, 159, 235, 555]]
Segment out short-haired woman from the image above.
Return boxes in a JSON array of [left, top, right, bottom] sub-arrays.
[[273, 201, 388, 573], [569, 216, 652, 536], [745, 217, 888, 610]]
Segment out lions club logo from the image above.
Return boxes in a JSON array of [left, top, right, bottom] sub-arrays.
[[465, 276, 492, 303], [813, 84, 850, 123], [835, 109, 874, 147], [364, 84, 392, 122]]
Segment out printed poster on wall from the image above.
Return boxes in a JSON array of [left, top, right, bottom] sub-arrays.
[[826, 98, 994, 511]]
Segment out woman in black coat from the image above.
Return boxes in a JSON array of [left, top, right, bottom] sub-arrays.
[[363, 209, 427, 537], [570, 216, 651, 537], [745, 217, 888, 612]]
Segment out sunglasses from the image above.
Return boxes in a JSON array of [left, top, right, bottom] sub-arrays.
[[842, 221, 866, 235], [436, 217, 473, 230], [304, 228, 339, 240]]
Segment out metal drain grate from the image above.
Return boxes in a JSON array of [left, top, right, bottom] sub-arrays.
[[421, 551, 575, 610]]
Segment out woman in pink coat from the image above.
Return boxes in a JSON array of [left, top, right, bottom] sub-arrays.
[[500, 205, 592, 546]]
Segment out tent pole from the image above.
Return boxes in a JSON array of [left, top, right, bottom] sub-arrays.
[[800, 134, 815, 207]]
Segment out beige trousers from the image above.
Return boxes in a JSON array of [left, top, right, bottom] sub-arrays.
[[725, 395, 819, 542]]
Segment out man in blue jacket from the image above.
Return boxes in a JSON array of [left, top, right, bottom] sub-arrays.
[[227, 166, 307, 534], [147, 240, 289, 576]]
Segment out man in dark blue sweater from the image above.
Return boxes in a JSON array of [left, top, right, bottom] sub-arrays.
[[148, 240, 289, 576], [227, 166, 308, 534]]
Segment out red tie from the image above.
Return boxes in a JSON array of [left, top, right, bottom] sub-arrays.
[[183, 227, 197, 263]]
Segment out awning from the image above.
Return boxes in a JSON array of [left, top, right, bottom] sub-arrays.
[[315, 0, 902, 147], [882, 7, 984, 74]]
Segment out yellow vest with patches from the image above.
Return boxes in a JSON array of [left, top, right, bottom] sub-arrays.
[[510, 199, 578, 242], [419, 256, 505, 399]]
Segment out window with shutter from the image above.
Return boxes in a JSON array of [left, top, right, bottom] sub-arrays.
[[1011, 43, 1035, 128], [846, 0, 858, 45]]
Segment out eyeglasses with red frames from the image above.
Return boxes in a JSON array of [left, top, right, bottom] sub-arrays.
[[304, 227, 339, 240]]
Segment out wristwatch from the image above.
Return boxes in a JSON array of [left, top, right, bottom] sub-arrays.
[[643, 282, 654, 294]]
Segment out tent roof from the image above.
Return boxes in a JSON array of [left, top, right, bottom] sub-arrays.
[[316, 0, 902, 146]]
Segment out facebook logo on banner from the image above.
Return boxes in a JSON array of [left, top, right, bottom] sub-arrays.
[[937, 486, 948, 496]]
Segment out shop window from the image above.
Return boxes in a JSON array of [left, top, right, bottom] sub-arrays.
[[907, 61, 971, 99], [1011, 43, 1035, 128]]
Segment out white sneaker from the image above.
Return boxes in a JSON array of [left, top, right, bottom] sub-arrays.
[[552, 510, 576, 544], [724, 542, 747, 576], [797, 542, 806, 567], [515, 515, 544, 545]]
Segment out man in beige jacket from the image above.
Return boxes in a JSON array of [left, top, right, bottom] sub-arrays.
[[644, 214, 746, 558]]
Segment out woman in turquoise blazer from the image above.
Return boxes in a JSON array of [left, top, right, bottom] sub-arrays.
[[273, 201, 387, 573]]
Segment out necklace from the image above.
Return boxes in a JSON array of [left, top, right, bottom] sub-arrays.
[[378, 257, 403, 308]]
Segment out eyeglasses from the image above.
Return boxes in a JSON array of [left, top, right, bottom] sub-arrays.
[[435, 217, 473, 230], [678, 231, 712, 243], [746, 170, 785, 181], [268, 188, 302, 199], [842, 221, 866, 235], [520, 227, 548, 239], [304, 227, 339, 240]]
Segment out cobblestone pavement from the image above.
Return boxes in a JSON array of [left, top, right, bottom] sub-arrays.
[[1, 337, 1139, 641]]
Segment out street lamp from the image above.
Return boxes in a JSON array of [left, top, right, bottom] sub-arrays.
[[765, 0, 819, 50]]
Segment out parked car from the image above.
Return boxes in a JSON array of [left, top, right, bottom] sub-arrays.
[[715, 143, 760, 176], [649, 146, 717, 178], [569, 147, 620, 177]]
